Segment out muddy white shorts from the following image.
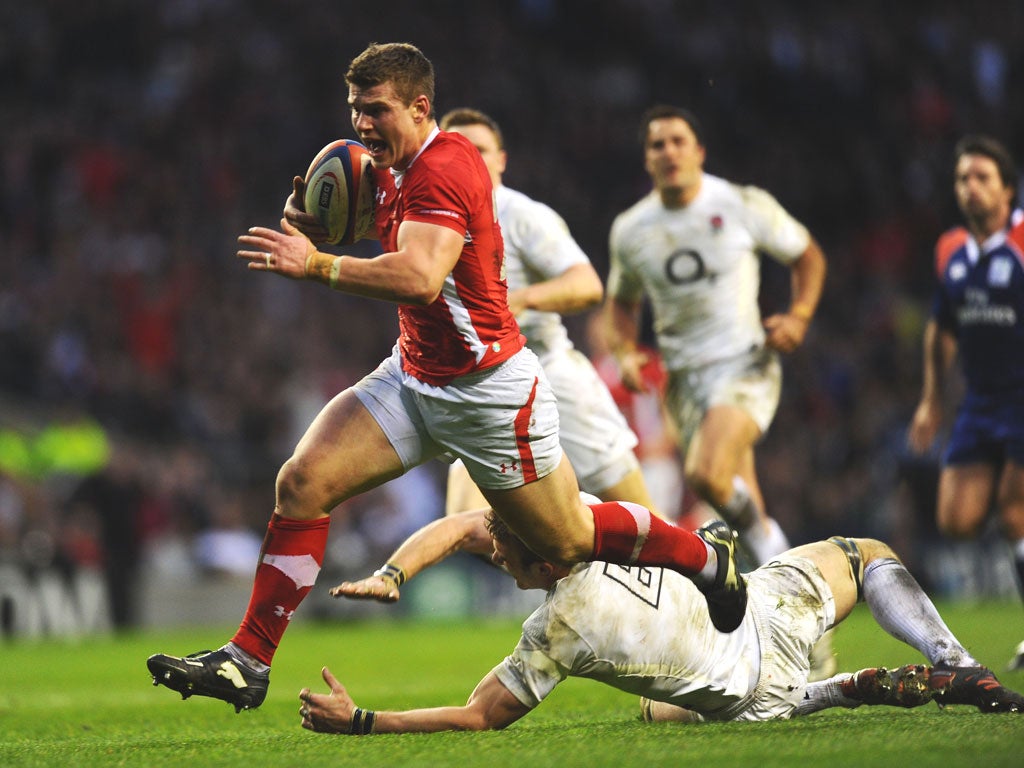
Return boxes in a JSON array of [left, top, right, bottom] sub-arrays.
[[730, 554, 836, 722], [353, 346, 563, 490], [664, 346, 781, 449]]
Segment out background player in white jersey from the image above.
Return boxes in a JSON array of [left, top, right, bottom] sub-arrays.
[[298, 508, 1023, 735], [908, 135, 1024, 670], [603, 106, 827, 571], [603, 104, 829, 675], [437, 107, 660, 519]]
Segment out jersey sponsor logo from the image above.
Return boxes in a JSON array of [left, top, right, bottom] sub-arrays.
[[958, 287, 1016, 325], [664, 249, 712, 285], [988, 256, 1013, 287], [602, 563, 663, 608], [956, 304, 1016, 326]]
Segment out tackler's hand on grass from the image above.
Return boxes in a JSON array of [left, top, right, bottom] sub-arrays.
[[299, 667, 361, 735]]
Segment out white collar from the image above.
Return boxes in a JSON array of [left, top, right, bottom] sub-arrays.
[[391, 125, 440, 188], [966, 208, 1022, 264]]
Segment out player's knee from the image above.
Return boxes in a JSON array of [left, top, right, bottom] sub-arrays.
[[850, 538, 898, 566], [275, 456, 326, 518]]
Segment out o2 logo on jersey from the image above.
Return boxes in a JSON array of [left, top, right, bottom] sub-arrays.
[[664, 249, 712, 285]]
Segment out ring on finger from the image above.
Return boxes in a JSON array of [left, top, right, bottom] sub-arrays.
[[265, 254, 272, 268]]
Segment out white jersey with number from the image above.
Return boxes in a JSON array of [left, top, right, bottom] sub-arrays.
[[493, 555, 835, 722], [494, 562, 760, 715], [497, 185, 590, 357], [607, 174, 809, 371]]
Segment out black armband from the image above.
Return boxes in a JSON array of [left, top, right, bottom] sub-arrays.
[[350, 706, 376, 735], [373, 562, 406, 587]]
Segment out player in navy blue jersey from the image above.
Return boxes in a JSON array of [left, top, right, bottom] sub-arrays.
[[908, 135, 1024, 670]]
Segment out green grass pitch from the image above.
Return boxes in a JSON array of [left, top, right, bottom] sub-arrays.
[[2, 601, 1022, 768]]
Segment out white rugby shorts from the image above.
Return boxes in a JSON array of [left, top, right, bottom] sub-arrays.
[[664, 346, 781, 449], [540, 347, 640, 493], [353, 346, 562, 490], [732, 555, 836, 721]]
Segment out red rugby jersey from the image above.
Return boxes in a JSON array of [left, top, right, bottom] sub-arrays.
[[372, 131, 523, 386]]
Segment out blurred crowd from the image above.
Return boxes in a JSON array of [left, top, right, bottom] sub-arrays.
[[1, 0, 1022, 629]]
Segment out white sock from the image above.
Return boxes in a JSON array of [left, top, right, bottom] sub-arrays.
[[1012, 538, 1024, 602], [716, 477, 758, 529], [793, 674, 860, 716], [698, 543, 719, 585], [716, 477, 790, 566], [862, 559, 978, 667], [224, 642, 270, 675], [741, 517, 791, 566]]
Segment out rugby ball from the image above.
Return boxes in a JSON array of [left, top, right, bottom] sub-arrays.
[[303, 139, 376, 245]]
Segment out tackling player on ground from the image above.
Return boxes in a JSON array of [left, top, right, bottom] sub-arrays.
[[299, 509, 1023, 735]]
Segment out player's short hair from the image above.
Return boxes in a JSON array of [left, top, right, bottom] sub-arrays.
[[954, 134, 1019, 199], [346, 42, 436, 118], [484, 511, 545, 566], [638, 105, 705, 148], [440, 108, 505, 150]]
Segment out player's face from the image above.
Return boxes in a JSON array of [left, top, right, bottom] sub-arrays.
[[349, 81, 430, 171], [491, 538, 546, 590], [643, 117, 705, 195], [446, 123, 507, 188], [954, 153, 1013, 223]]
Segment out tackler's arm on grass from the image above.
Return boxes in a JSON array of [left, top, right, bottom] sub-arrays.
[[299, 666, 530, 735], [331, 508, 494, 602]]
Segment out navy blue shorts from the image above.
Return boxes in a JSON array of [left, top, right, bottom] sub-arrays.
[[945, 392, 1024, 466]]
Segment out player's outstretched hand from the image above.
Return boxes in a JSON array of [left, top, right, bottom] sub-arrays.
[[283, 175, 331, 244], [330, 574, 401, 603], [299, 667, 356, 734]]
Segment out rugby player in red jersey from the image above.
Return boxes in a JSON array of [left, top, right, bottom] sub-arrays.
[[146, 43, 745, 713]]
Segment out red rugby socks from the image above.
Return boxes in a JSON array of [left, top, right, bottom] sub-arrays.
[[590, 501, 708, 574], [230, 514, 330, 666]]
